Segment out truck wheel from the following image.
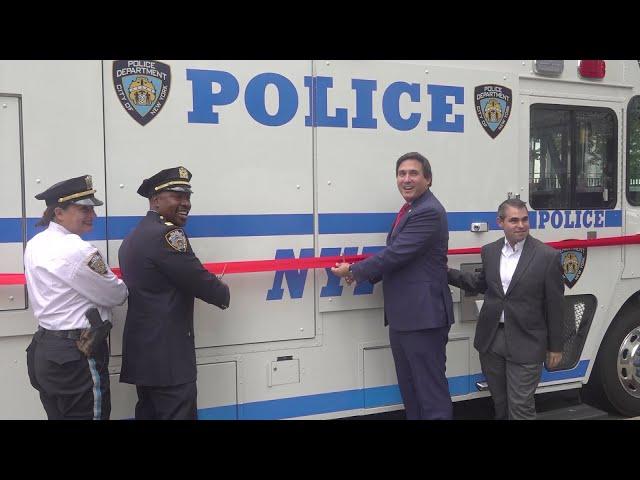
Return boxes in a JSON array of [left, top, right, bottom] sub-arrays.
[[586, 310, 640, 416]]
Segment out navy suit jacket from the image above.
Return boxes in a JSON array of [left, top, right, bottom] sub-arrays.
[[350, 190, 454, 331]]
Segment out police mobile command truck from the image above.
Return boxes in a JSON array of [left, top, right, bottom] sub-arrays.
[[1, 60, 639, 419]]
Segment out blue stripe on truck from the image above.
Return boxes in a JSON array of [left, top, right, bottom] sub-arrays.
[[2, 212, 622, 243], [196, 361, 589, 419]]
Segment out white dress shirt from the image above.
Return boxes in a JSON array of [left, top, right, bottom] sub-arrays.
[[499, 236, 526, 323], [24, 221, 128, 330]]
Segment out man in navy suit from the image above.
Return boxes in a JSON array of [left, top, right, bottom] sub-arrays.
[[332, 152, 454, 420]]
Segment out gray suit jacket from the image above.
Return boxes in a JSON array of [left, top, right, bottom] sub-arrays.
[[448, 235, 564, 364]]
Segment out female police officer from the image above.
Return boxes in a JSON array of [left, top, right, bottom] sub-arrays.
[[25, 175, 128, 420]]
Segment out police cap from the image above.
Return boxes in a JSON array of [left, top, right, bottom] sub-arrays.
[[137, 166, 193, 198], [35, 175, 104, 207]]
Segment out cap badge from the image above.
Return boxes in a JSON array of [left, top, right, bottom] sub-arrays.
[[178, 167, 189, 179]]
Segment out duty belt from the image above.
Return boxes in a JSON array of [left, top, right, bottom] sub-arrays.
[[38, 326, 83, 340]]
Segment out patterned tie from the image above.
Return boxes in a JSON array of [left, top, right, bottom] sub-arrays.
[[392, 202, 411, 231]]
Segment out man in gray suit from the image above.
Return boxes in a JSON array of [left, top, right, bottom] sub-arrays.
[[448, 198, 564, 420]]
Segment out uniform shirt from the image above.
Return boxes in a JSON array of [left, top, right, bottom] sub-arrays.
[[499, 236, 526, 323], [24, 221, 128, 330]]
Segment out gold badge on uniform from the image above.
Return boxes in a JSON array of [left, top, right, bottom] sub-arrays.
[[87, 251, 108, 275], [178, 167, 189, 179], [165, 229, 188, 252]]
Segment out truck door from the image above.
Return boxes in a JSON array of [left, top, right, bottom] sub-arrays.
[[0, 95, 26, 314]]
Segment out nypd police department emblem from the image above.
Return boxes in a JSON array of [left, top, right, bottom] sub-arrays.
[[113, 60, 171, 126], [165, 229, 188, 252], [87, 251, 108, 275], [561, 247, 587, 288], [474, 84, 512, 139]]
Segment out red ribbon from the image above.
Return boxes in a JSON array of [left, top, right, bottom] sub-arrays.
[[3, 234, 640, 286], [0, 274, 30, 285], [111, 254, 370, 277]]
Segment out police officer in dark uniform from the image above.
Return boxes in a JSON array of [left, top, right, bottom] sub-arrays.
[[25, 175, 128, 420], [119, 166, 230, 420]]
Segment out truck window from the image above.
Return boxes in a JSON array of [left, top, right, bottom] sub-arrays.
[[627, 96, 640, 206], [529, 104, 617, 210]]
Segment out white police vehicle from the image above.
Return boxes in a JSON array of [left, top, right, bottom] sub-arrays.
[[0, 59, 639, 418]]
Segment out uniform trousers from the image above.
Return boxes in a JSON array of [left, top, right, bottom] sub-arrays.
[[135, 382, 198, 420], [26, 329, 110, 420]]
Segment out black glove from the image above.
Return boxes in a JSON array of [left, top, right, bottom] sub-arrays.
[[76, 308, 112, 357]]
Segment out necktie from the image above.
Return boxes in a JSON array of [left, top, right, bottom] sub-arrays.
[[392, 203, 411, 231]]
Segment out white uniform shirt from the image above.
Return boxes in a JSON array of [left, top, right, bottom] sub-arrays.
[[24, 222, 128, 330], [499, 236, 526, 323]]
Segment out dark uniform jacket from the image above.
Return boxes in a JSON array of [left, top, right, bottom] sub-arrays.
[[448, 235, 564, 364], [118, 211, 230, 386]]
